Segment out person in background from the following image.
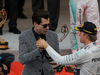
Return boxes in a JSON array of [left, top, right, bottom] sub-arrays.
[[0, 64, 8, 75], [0, 0, 21, 35], [36, 21, 100, 75], [69, 0, 100, 53], [19, 10, 60, 75], [0, 53, 15, 75], [17, 0, 27, 19]]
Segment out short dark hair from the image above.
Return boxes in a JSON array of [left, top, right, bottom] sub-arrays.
[[88, 34, 97, 42], [32, 10, 49, 24], [83, 32, 97, 42]]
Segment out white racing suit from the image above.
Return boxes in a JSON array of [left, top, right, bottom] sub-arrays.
[[69, 0, 100, 51], [46, 42, 100, 75]]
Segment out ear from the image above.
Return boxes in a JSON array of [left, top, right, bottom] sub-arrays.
[[34, 22, 38, 27], [85, 33, 89, 38]]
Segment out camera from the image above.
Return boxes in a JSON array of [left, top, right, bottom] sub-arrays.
[[0, 53, 15, 75]]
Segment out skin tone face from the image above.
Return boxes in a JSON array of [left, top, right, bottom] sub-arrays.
[[34, 18, 50, 35], [79, 31, 92, 46], [80, 31, 85, 43]]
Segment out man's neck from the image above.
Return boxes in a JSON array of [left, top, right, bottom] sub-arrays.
[[84, 41, 92, 46], [34, 28, 40, 35]]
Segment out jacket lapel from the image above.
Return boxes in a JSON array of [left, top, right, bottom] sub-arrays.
[[27, 28, 37, 48]]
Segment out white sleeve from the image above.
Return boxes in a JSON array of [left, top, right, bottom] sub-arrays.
[[46, 46, 91, 65]]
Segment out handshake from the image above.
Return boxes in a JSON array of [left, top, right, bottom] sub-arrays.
[[36, 39, 49, 49]]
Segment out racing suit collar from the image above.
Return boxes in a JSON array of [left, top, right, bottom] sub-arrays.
[[84, 42, 96, 49]]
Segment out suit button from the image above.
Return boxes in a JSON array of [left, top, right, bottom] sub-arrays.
[[39, 70, 41, 72], [36, 56, 39, 58]]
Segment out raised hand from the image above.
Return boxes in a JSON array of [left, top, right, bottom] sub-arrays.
[[36, 39, 49, 49]]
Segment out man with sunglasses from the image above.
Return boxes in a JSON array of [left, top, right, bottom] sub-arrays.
[[19, 10, 60, 75]]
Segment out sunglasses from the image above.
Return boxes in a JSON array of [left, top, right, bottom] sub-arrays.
[[40, 23, 50, 28]]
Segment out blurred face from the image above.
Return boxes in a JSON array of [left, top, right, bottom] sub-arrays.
[[80, 32, 85, 43], [34, 18, 50, 35]]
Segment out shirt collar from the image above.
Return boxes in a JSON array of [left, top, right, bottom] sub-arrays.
[[32, 27, 46, 40], [84, 42, 96, 49], [32, 27, 40, 37]]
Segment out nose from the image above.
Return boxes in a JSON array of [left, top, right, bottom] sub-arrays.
[[46, 26, 49, 30]]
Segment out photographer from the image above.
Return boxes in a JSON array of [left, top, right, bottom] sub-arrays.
[[0, 64, 8, 75], [0, 53, 15, 75]]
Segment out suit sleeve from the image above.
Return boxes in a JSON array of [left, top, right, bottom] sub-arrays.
[[19, 35, 41, 64], [46, 46, 92, 65]]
